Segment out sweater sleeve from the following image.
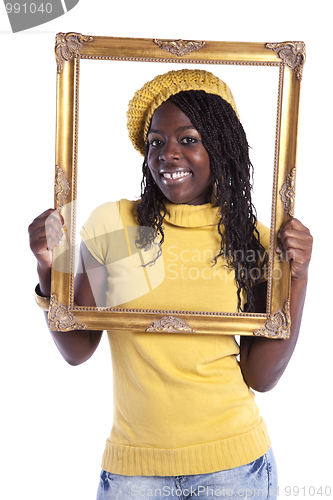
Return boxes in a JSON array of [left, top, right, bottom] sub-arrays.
[[79, 202, 124, 265]]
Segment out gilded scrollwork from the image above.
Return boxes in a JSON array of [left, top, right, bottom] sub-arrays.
[[153, 39, 205, 57], [146, 316, 196, 333], [265, 42, 306, 80], [279, 167, 296, 216], [253, 301, 291, 339], [48, 294, 87, 332], [54, 165, 70, 210], [55, 32, 94, 73]]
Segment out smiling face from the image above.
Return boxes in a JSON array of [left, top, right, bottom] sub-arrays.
[[147, 100, 212, 205]]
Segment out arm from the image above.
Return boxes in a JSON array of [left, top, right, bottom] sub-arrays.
[[240, 218, 313, 392], [29, 210, 106, 366]]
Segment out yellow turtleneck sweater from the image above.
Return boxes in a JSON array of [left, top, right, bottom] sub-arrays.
[[80, 199, 271, 476]]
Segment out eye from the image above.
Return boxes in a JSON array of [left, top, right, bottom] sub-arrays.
[[149, 138, 163, 148], [181, 136, 198, 145]]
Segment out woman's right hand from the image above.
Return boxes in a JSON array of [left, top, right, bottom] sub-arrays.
[[28, 209, 64, 270], [29, 209, 104, 365]]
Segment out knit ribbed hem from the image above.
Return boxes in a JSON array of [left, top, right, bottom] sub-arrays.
[[101, 419, 271, 476]]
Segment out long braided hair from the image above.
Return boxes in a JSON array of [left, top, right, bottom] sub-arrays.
[[136, 90, 267, 312]]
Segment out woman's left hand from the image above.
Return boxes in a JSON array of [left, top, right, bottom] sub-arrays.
[[276, 218, 313, 281], [241, 218, 313, 392]]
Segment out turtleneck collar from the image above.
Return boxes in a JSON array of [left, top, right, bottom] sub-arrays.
[[163, 200, 220, 228]]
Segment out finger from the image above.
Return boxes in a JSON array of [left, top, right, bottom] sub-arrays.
[[280, 229, 312, 247], [279, 231, 313, 257], [276, 219, 312, 281], [46, 226, 65, 251], [278, 234, 312, 270], [30, 230, 57, 254], [30, 220, 64, 253], [280, 247, 309, 264], [45, 221, 64, 243], [45, 211, 65, 235], [29, 209, 57, 231], [29, 208, 64, 231], [279, 217, 310, 234], [30, 219, 62, 244], [278, 238, 312, 263], [277, 219, 312, 253]]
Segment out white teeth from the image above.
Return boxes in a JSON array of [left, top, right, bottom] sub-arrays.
[[163, 172, 191, 180]]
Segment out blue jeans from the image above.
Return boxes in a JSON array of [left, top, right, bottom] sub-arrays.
[[96, 447, 278, 499]]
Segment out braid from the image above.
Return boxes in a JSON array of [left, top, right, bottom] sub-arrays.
[[136, 90, 267, 312], [136, 151, 166, 255]]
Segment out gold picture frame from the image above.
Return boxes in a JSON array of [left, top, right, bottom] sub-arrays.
[[50, 33, 305, 338]]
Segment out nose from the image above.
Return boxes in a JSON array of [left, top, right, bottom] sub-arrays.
[[158, 140, 181, 161]]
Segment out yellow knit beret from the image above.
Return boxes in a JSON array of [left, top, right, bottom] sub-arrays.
[[127, 68, 238, 156]]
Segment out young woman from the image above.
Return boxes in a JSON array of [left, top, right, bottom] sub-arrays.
[[29, 69, 312, 499]]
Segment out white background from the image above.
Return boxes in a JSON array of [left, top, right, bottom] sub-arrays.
[[1, 2, 332, 499], [76, 60, 277, 229]]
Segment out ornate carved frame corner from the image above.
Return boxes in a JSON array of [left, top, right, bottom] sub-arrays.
[[253, 300, 291, 339], [55, 32, 94, 74], [48, 294, 87, 332], [265, 41, 306, 81]]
